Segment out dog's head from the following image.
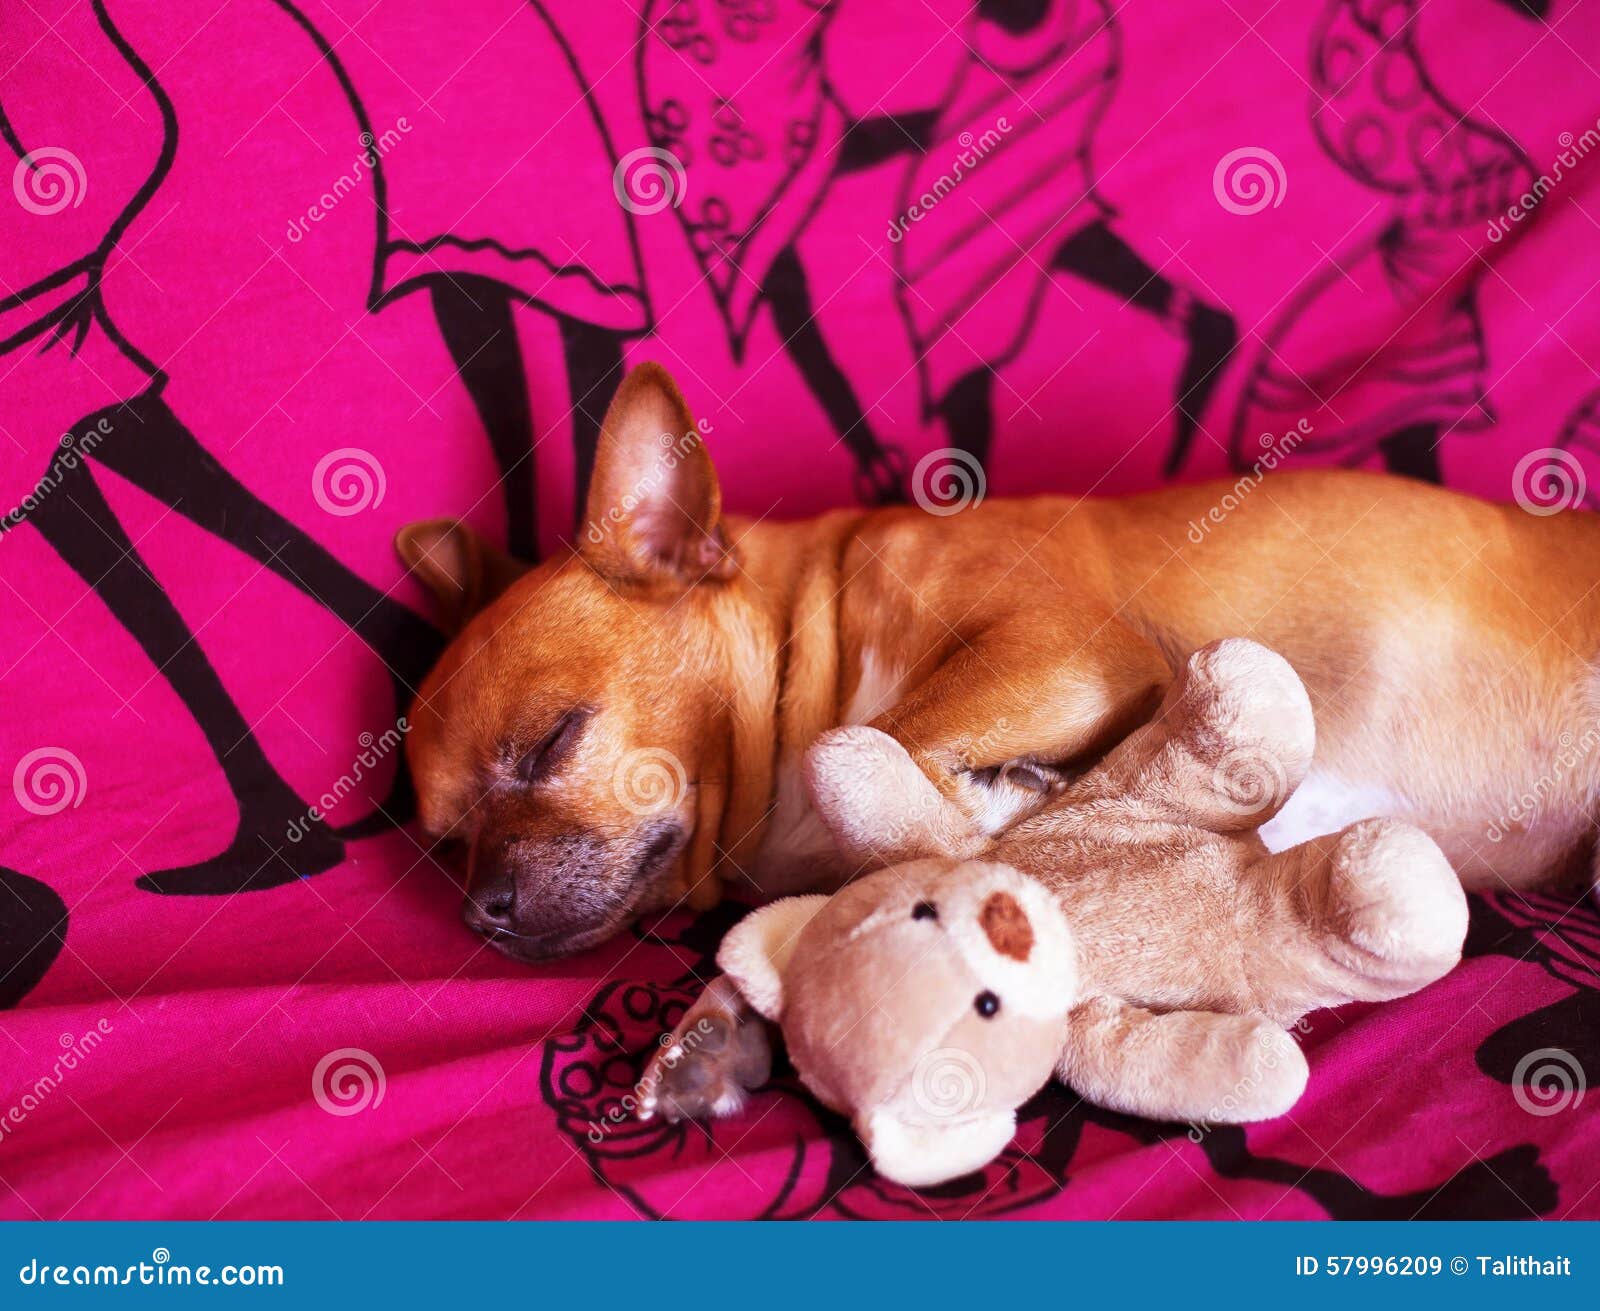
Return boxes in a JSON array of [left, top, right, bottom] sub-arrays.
[[397, 365, 745, 961]]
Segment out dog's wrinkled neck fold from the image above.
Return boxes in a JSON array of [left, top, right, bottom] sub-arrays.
[[691, 513, 850, 897], [694, 511, 865, 899]]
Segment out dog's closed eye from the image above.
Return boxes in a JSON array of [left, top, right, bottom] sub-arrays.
[[514, 707, 593, 785]]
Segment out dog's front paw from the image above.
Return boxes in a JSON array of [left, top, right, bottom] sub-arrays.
[[637, 977, 772, 1123], [958, 758, 1074, 835]]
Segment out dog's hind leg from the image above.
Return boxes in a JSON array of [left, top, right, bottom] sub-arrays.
[[637, 975, 772, 1123]]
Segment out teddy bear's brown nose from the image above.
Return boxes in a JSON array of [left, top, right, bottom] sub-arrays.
[[979, 891, 1034, 961]]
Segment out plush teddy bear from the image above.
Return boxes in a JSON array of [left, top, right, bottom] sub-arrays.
[[717, 639, 1468, 1188]]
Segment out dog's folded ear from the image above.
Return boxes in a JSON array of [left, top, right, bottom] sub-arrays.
[[394, 518, 528, 636], [579, 362, 736, 588]]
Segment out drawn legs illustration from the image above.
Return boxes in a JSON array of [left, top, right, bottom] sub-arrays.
[[1231, 224, 1494, 480], [760, 247, 907, 504], [15, 399, 433, 894], [23, 449, 345, 893], [2, 0, 442, 895], [1232, 0, 1535, 480], [638, 0, 911, 504], [282, 0, 651, 558], [426, 281, 628, 559], [885, 2, 1237, 476]]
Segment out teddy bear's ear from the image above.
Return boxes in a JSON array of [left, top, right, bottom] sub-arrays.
[[716, 896, 830, 1021], [857, 1107, 1018, 1188], [804, 726, 980, 864]]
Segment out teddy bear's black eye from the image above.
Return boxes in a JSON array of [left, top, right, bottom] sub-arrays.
[[911, 901, 938, 922], [975, 991, 1000, 1018]]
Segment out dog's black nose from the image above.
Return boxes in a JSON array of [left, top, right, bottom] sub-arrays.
[[463, 873, 517, 935]]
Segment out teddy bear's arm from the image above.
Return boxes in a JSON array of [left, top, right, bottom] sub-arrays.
[[1057, 996, 1307, 1126], [1065, 639, 1315, 832]]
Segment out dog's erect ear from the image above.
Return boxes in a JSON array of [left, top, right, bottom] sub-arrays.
[[579, 363, 735, 586], [394, 518, 529, 636], [716, 895, 829, 1021]]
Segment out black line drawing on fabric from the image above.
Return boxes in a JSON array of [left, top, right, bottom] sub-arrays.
[[2, 0, 439, 896]]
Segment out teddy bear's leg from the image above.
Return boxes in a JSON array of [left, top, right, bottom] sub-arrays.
[[636, 976, 774, 1123], [1058, 997, 1308, 1126], [1069, 638, 1316, 832], [1238, 818, 1468, 1020]]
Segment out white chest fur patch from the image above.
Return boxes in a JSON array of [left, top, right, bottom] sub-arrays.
[[755, 651, 909, 890], [1258, 769, 1411, 852], [842, 649, 907, 725]]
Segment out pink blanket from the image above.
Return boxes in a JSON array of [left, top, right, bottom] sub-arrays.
[[3, 0, 1596, 1219]]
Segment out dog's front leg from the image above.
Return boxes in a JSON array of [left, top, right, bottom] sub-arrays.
[[636, 975, 773, 1122], [872, 614, 1170, 834]]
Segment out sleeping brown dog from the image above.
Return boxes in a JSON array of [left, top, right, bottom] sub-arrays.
[[398, 362, 1600, 1115]]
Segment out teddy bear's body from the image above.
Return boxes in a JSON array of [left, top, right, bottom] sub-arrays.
[[716, 640, 1468, 1186]]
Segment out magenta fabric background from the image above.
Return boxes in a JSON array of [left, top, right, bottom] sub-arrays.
[[2, 0, 1598, 1218]]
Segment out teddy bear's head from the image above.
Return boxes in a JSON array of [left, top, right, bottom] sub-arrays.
[[718, 859, 1077, 1187]]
